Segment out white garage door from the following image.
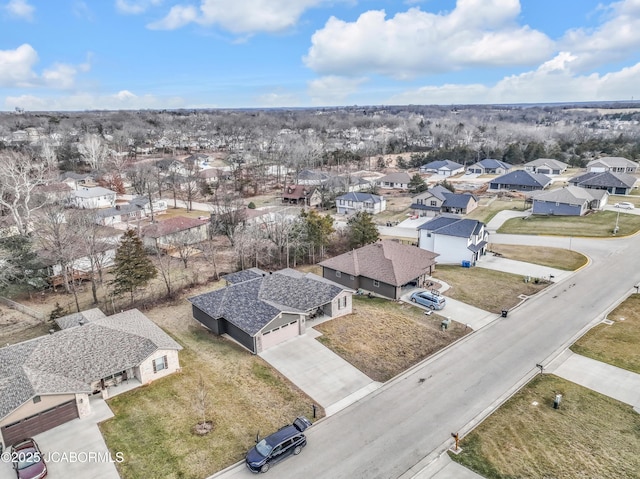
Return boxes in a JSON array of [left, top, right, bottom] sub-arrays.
[[260, 320, 299, 350]]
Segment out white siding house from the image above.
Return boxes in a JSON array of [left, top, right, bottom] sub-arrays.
[[336, 192, 386, 215], [417, 216, 489, 265], [69, 187, 116, 209]]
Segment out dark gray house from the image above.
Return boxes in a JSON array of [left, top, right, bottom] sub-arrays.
[[318, 240, 439, 300], [568, 171, 636, 195], [188, 269, 353, 354], [489, 170, 551, 192]]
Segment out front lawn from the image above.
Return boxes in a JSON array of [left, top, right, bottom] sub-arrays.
[[466, 198, 528, 224], [450, 375, 640, 479], [571, 293, 640, 374], [100, 290, 319, 479], [497, 210, 640, 236], [488, 244, 588, 271], [314, 296, 469, 382], [432, 266, 548, 313]]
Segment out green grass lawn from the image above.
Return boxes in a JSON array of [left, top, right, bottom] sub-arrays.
[[571, 293, 640, 374], [466, 198, 528, 224], [497, 210, 640, 236], [450, 375, 640, 479], [608, 194, 640, 208], [488, 244, 588, 271], [432, 266, 548, 313]]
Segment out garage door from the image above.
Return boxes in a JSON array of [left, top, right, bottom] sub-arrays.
[[1, 400, 79, 446], [260, 320, 299, 350]]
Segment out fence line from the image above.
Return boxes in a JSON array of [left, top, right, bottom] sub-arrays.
[[0, 296, 46, 321]]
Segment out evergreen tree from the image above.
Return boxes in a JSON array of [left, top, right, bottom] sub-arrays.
[[110, 229, 157, 304], [346, 211, 379, 249], [0, 234, 47, 296], [300, 209, 334, 262], [408, 173, 428, 193]]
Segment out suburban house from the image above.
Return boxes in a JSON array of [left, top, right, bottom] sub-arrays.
[[281, 185, 322, 207], [417, 216, 489, 265], [411, 185, 478, 217], [318, 240, 439, 300], [530, 186, 609, 216], [69, 186, 117, 209], [297, 169, 332, 186], [96, 197, 168, 227], [141, 216, 209, 251], [323, 174, 371, 192], [489, 170, 552, 192], [466, 159, 511, 175], [377, 171, 412, 189], [587, 156, 638, 174], [0, 309, 182, 448], [419, 160, 465, 176], [568, 171, 637, 195], [336, 192, 386, 215], [60, 172, 96, 190], [188, 268, 353, 354], [198, 167, 232, 185], [523, 158, 568, 175]]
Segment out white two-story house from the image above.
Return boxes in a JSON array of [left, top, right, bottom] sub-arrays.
[[335, 192, 386, 215], [69, 186, 117, 209], [417, 216, 489, 265]]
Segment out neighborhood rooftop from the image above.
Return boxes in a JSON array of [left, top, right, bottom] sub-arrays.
[[0, 309, 182, 420], [318, 240, 439, 287], [418, 216, 485, 238], [188, 269, 347, 336]]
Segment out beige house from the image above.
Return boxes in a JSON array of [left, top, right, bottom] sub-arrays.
[[141, 216, 209, 250], [0, 309, 182, 448]]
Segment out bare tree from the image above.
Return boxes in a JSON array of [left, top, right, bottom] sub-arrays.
[[153, 246, 177, 298], [211, 195, 246, 246], [0, 151, 55, 236], [261, 210, 299, 268], [78, 133, 109, 171]]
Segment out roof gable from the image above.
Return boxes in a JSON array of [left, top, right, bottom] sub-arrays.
[[491, 170, 551, 187]]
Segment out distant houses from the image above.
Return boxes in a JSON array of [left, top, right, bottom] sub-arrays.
[[523, 158, 568, 175], [419, 160, 465, 176], [530, 186, 609, 216], [411, 185, 478, 217], [335, 192, 386, 215], [466, 159, 511, 175], [568, 171, 636, 195], [586, 157, 638, 174]]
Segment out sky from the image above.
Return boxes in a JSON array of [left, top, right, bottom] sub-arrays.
[[1, 0, 640, 111]]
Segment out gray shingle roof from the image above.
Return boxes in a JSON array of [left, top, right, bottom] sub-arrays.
[[569, 171, 636, 189], [524, 158, 568, 170], [318, 240, 439, 287], [490, 170, 551, 188], [55, 308, 107, 329], [587, 156, 638, 168], [442, 192, 476, 209], [421, 160, 464, 171], [379, 172, 412, 183], [418, 217, 485, 238], [336, 192, 384, 203], [223, 268, 266, 285], [530, 186, 598, 204], [0, 309, 181, 421], [189, 269, 348, 336], [473, 159, 511, 169]]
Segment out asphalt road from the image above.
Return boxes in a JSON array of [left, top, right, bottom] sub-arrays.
[[215, 231, 640, 479]]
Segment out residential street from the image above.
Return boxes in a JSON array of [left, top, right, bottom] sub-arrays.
[[212, 232, 640, 479]]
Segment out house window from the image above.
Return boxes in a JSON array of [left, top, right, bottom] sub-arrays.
[[430, 201, 437, 206], [336, 271, 342, 278], [427, 233, 432, 237], [349, 275, 354, 280], [338, 296, 348, 309], [152, 355, 168, 373], [33, 395, 41, 404], [373, 280, 380, 287]]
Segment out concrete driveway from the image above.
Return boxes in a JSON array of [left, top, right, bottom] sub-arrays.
[[259, 330, 381, 417], [0, 397, 120, 479], [476, 255, 573, 283]]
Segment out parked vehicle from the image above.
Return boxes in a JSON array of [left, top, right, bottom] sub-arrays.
[[246, 416, 312, 473], [614, 202, 634, 209], [11, 438, 47, 479], [410, 290, 446, 310]]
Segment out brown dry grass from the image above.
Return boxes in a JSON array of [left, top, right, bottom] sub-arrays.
[[571, 293, 640, 373], [432, 266, 548, 313], [451, 375, 640, 479], [100, 281, 322, 479], [314, 296, 469, 382], [488, 244, 588, 271]]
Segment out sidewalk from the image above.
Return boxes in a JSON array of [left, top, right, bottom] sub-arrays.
[[547, 350, 640, 412]]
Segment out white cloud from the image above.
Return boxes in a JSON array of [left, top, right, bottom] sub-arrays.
[[304, 1, 554, 78], [0, 44, 38, 87], [4, 90, 186, 111], [3, 0, 35, 21], [560, 0, 640, 72], [148, 0, 332, 34], [0, 44, 90, 89], [307, 75, 367, 105], [387, 56, 640, 105], [115, 0, 162, 15]]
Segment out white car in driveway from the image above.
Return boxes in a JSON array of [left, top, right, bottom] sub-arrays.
[[614, 202, 634, 209]]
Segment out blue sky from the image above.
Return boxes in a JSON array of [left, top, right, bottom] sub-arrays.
[[1, 0, 640, 111]]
